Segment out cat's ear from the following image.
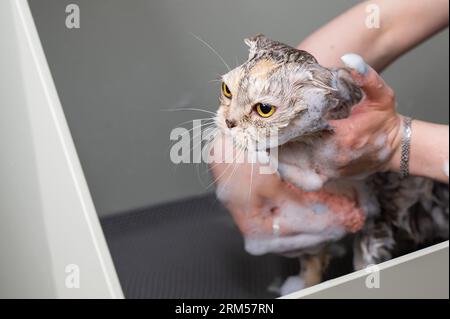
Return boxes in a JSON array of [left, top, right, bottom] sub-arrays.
[[244, 34, 273, 60], [244, 34, 268, 49], [245, 35, 318, 65], [333, 68, 363, 106]]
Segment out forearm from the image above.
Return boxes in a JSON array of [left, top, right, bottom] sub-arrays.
[[298, 0, 449, 71], [390, 119, 449, 183]]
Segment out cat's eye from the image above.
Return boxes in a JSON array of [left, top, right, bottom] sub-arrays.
[[255, 103, 276, 118], [221, 82, 232, 98]]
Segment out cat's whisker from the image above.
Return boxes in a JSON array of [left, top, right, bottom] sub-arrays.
[[189, 125, 217, 153], [183, 125, 217, 157], [206, 145, 241, 188], [162, 107, 217, 116], [210, 158, 239, 191], [204, 132, 237, 174], [205, 162, 232, 190], [177, 120, 217, 139], [218, 146, 246, 192], [204, 142, 241, 176], [194, 129, 219, 187], [206, 155, 229, 173], [185, 127, 217, 158], [165, 120, 217, 155], [175, 117, 216, 128], [190, 32, 231, 72], [198, 129, 219, 161], [206, 145, 244, 189]]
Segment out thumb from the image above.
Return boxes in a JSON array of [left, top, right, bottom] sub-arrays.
[[341, 53, 393, 104]]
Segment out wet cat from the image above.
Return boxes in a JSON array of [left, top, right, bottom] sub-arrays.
[[214, 35, 449, 295]]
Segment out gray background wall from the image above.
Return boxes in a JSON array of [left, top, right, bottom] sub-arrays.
[[28, 0, 449, 217]]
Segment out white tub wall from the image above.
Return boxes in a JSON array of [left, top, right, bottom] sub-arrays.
[[282, 241, 449, 299], [0, 0, 123, 298]]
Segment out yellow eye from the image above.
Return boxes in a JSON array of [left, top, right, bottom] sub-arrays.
[[222, 82, 232, 98], [255, 103, 276, 118]]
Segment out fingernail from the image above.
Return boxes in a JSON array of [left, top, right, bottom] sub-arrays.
[[341, 53, 368, 75]]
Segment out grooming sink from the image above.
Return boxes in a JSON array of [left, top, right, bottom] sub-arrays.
[[100, 194, 360, 298], [0, 0, 448, 299]]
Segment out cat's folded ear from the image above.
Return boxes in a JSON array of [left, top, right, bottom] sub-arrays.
[[244, 35, 318, 65], [333, 68, 363, 106], [244, 34, 271, 60], [244, 34, 267, 48]]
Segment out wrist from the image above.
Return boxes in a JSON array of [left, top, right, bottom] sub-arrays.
[[386, 113, 404, 173]]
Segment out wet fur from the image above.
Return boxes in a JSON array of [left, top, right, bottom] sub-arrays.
[[216, 35, 449, 292]]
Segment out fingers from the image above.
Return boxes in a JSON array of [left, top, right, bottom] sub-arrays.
[[340, 53, 368, 76], [256, 213, 294, 237], [341, 53, 395, 105]]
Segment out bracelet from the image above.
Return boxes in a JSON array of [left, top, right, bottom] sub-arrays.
[[400, 116, 412, 179]]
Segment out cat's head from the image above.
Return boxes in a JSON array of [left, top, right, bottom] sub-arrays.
[[216, 35, 359, 151]]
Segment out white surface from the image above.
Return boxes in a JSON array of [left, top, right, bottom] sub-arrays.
[[281, 241, 449, 299], [0, 0, 123, 298]]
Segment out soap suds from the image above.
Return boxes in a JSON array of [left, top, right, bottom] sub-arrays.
[[374, 134, 387, 147], [280, 276, 305, 296], [274, 139, 341, 191], [278, 162, 324, 191], [374, 134, 390, 161], [378, 146, 391, 162], [245, 231, 345, 256], [312, 203, 328, 214]]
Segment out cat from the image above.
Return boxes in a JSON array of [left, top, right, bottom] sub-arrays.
[[214, 34, 449, 295]]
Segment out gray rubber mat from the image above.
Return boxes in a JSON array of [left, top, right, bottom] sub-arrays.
[[101, 194, 351, 299]]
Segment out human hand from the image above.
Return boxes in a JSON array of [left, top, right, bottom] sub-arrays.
[[327, 54, 403, 178], [209, 133, 288, 236], [210, 134, 365, 254]]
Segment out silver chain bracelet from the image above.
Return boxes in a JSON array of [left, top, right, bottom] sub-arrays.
[[400, 116, 412, 179]]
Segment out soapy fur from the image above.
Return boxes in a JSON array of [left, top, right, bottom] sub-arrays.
[[215, 35, 449, 294]]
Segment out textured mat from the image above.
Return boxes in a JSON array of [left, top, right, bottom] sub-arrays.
[[101, 194, 352, 299]]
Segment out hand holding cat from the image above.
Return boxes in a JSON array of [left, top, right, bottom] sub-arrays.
[[327, 54, 403, 178], [211, 134, 364, 244], [209, 53, 401, 243]]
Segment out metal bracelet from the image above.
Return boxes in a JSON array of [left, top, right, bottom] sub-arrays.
[[400, 116, 412, 179]]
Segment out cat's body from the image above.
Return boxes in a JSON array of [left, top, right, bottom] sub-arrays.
[[215, 35, 448, 294]]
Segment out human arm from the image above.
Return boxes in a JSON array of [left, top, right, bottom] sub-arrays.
[[297, 0, 449, 183], [392, 120, 449, 182], [298, 0, 449, 70], [330, 54, 449, 184]]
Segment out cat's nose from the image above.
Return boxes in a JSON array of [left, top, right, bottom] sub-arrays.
[[225, 119, 236, 129]]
